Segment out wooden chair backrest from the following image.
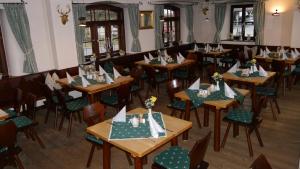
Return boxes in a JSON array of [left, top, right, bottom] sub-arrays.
[[167, 79, 181, 101], [250, 154, 272, 169], [55, 90, 68, 111], [189, 131, 212, 169], [0, 121, 17, 149], [116, 82, 131, 108], [256, 57, 270, 71], [83, 102, 106, 127]]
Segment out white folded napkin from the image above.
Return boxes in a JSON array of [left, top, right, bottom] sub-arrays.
[[99, 65, 107, 75], [177, 53, 185, 64], [66, 72, 74, 84], [259, 49, 264, 56], [295, 49, 300, 56], [51, 72, 62, 90], [291, 50, 297, 59], [158, 56, 161, 61], [220, 44, 224, 51], [149, 53, 154, 60], [79, 67, 85, 77], [148, 112, 165, 138], [112, 106, 126, 122], [81, 76, 90, 87], [0, 109, 8, 117], [105, 73, 114, 84], [189, 78, 200, 90], [259, 66, 268, 77], [113, 67, 122, 79], [160, 57, 167, 66], [253, 65, 258, 72], [205, 44, 211, 53], [144, 55, 150, 64], [282, 52, 288, 60], [227, 61, 240, 73], [249, 67, 254, 74], [224, 82, 236, 99], [263, 50, 268, 58], [45, 73, 55, 91], [265, 47, 271, 54], [163, 50, 168, 57], [194, 44, 199, 51]]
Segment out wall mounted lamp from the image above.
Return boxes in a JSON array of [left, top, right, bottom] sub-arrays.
[[272, 9, 280, 16]]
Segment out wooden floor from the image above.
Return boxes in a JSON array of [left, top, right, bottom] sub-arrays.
[[6, 79, 300, 169]]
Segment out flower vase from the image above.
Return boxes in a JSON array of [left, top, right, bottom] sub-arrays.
[[148, 108, 152, 115], [215, 81, 220, 91]]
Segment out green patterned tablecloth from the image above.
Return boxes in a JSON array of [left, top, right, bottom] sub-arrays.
[[149, 58, 177, 65], [234, 71, 260, 77], [71, 75, 110, 87], [109, 112, 166, 140], [185, 81, 244, 107]]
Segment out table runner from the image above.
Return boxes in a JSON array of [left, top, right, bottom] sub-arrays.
[[109, 112, 166, 140], [71, 75, 109, 86], [234, 71, 260, 77], [185, 82, 244, 107], [149, 58, 177, 65]]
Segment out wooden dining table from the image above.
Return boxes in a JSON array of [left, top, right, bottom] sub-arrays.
[[0, 109, 9, 120], [188, 49, 232, 72], [222, 71, 276, 110], [56, 75, 134, 103], [86, 107, 192, 169], [135, 59, 195, 80], [254, 55, 300, 71], [174, 86, 250, 152]]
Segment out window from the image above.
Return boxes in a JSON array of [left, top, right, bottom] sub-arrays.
[[163, 5, 180, 47], [230, 5, 254, 41], [0, 25, 8, 76], [84, 4, 125, 58]]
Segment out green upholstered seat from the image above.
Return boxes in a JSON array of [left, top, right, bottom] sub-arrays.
[[168, 100, 196, 110], [52, 94, 74, 104], [220, 57, 235, 64], [0, 147, 8, 153], [130, 84, 141, 92], [292, 67, 300, 74], [85, 134, 103, 145], [155, 72, 168, 82], [202, 60, 212, 66], [10, 116, 33, 129], [173, 69, 189, 79], [141, 72, 148, 80], [225, 107, 253, 124], [256, 87, 276, 96], [66, 97, 89, 112], [103, 61, 114, 73], [154, 146, 190, 169], [100, 93, 118, 106]]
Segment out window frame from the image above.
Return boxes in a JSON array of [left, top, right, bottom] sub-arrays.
[[163, 5, 180, 47], [230, 4, 255, 41], [84, 4, 125, 59]]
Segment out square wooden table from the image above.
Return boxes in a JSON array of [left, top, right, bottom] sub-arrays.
[[188, 49, 232, 72], [86, 107, 192, 169], [135, 59, 195, 80], [0, 109, 9, 120], [174, 86, 250, 152], [254, 55, 300, 71], [56, 75, 134, 103]]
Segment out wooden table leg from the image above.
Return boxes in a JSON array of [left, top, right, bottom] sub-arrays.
[[182, 100, 191, 140], [88, 94, 95, 103], [204, 105, 209, 127], [214, 108, 221, 152], [134, 157, 143, 169], [103, 141, 111, 169], [171, 137, 178, 146], [251, 85, 257, 111]]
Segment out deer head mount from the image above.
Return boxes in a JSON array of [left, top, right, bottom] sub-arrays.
[[57, 4, 71, 25]]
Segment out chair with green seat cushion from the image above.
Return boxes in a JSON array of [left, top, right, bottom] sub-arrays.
[[100, 82, 131, 112], [221, 96, 266, 157], [167, 79, 201, 128], [152, 131, 211, 169], [3, 109, 17, 119], [129, 67, 144, 106], [56, 90, 88, 137], [83, 102, 132, 167], [144, 66, 168, 97]]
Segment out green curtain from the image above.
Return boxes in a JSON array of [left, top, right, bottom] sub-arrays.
[[154, 5, 164, 49], [128, 4, 141, 52], [186, 5, 194, 43], [213, 3, 226, 43], [253, 0, 265, 45], [72, 3, 86, 64], [3, 4, 38, 73]]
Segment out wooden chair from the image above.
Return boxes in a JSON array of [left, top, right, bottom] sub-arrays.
[[271, 59, 290, 96], [56, 90, 88, 137], [100, 82, 131, 111], [173, 53, 198, 88], [250, 154, 273, 169], [83, 102, 132, 168], [197, 52, 213, 80], [152, 131, 211, 169], [0, 121, 24, 169], [129, 67, 144, 106], [167, 79, 201, 128], [144, 66, 168, 97], [255, 57, 270, 71], [221, 96, 266, 157]]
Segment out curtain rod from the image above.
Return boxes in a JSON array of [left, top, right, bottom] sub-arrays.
[[0, 0, 27, 4]]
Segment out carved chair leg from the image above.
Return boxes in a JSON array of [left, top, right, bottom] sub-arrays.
[[14, 155, 25, 169], [245, 127, 253, 157], [125, 153, 133, 166], [59, 114, 65, 131], [221, 123, 231, 148], [31, 127, 45, 148], [254, 127, 264, 147], [86, 144, 96, 168], [273, 97, 281, 114], [194, 109, 202, 128], [269, 99, 277, 120], [67, 113, 73, 137]]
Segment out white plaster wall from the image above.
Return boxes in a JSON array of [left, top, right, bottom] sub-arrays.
[[290, 10, 300, 47], [180, 6, 188, 43]]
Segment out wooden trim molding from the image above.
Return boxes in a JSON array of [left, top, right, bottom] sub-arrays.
[[0, 26, 8, 76]]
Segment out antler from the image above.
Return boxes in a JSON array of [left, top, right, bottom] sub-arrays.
[[57, 4, 71, 15]]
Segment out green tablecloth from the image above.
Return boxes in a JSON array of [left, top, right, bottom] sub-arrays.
[[234, 71, 260, 77], [149, 58, 177, 65], [185, 81, 244, 107], [71, 75, 109, 86], [109, 112, 166, 140]]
